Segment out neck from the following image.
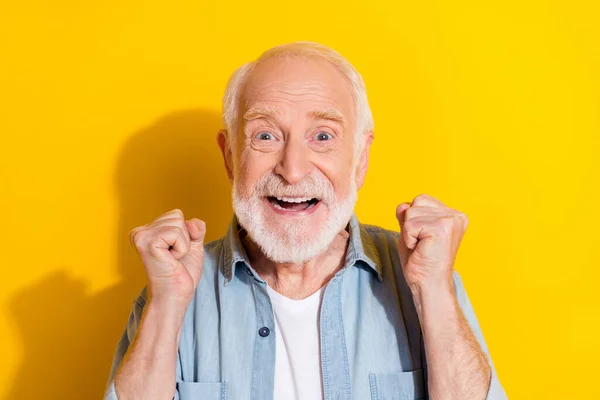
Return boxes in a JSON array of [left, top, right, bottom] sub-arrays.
[[241, 228, 350, 300]]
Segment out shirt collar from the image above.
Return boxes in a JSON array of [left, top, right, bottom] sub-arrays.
[[222, 213, 382, 286]]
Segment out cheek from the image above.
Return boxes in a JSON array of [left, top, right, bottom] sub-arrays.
[[316, 159, 356, 199], [334, 176, 355, 199], [237, 150, 276, 192]]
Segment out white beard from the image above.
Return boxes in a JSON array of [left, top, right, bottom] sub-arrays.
[[232, 170, 357, 263]]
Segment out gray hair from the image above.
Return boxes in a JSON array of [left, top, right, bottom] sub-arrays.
[[221, 41, 374, 154]]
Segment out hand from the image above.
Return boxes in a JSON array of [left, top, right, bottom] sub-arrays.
[[396, 194, 468, 290], [130, 209, 206, 304]]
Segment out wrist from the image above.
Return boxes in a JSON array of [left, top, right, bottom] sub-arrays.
[[145, 296, 191, 324], [408, 273, 454, 298], [148, 284, 195, 308], [409, 273, 457, 318]]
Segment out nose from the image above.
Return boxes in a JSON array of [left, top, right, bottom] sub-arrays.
[[273, 135, 314, 185]]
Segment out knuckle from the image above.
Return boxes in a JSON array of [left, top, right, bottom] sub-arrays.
[[130, 227, 141, 241], [413, 193, 428, 203], [164, 225, 185, 239], [129, 228, 138, 243], [438, 217, 454, 232], [130, 228, 148, 250], [170, 208, 184, 218], [172, 226, 190, 246]]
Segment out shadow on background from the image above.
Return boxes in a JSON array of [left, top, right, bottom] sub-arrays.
[[7, 109, 232, 399]]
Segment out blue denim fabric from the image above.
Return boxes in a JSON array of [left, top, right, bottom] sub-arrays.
[[104, 214, 507, 400]]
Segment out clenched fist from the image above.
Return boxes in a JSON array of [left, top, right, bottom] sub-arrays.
[[396, 194, 469, 290], [130, 209, 206, 304]]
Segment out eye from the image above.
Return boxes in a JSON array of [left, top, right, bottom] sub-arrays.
[[255, 131, 275, 140], [314, 131, 333, 141]]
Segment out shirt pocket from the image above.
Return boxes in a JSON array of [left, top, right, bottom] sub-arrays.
[[176, 381, 227, 400], [368, 369, 426, 400]]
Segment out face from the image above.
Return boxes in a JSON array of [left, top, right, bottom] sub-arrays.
[[218, 55, 373, 263]]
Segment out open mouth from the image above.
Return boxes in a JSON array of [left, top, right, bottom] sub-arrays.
[[267, 196, 320, 212]]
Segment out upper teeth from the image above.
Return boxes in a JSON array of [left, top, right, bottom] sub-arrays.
[[276, 196, 313, 203]]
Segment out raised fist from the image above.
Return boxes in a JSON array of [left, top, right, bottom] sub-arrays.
[[130, 209, 206, 304]]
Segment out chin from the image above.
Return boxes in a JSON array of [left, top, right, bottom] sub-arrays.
[[238, 202, 345, 264], [233, 186, 358, 264], [253, 227, 333, 264]]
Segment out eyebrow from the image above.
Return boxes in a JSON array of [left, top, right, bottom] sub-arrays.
[[243, 106, 280, 121], [308, 108, 346, 127], [242, 106, 346, 127]]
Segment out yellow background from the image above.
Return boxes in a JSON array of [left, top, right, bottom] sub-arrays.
[[1, 1, 598, 399]]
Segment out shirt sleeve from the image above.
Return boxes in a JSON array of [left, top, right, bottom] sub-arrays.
[[452, 270, 508, 400], [102, 286, 183, 400]]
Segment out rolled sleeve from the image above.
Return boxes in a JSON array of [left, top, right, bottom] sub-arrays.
[[452, 271, 508, 400]]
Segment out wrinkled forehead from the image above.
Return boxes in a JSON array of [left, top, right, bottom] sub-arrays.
[[239, 56, 356, 123]]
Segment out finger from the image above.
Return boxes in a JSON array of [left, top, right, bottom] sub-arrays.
[[396, 202, 412, 228], [397, 232, 411, 269], [153, 217, 191, 245], [149, 226, 190, 261], [129, 225, 145, 247], [402, 221, 419, 250], [404, 206, 451, 221], [401, 215, 438, 250], [155, 208, 186, 222], [411, 194, 446, 209]]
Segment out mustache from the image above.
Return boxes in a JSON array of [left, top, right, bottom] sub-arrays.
[[253, 172, 336, 203]]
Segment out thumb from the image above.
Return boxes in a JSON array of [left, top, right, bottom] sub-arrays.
[[187, 218, 206, 244], [181, 218, 206, 265], [179, 219, 206, 286]]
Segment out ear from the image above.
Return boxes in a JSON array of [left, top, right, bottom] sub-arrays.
[[354, 130, 374, 190], [217, 129, 234, 183]]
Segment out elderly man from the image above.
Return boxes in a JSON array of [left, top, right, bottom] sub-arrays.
[[104, 42, 507, 400]]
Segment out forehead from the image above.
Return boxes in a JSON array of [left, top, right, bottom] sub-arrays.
[[240, 56, 355, 122]]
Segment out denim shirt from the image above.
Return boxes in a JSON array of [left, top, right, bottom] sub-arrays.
[[104, 214, 507, 400]]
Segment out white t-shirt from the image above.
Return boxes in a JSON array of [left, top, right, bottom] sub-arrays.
[[266, 284, 325, 400]]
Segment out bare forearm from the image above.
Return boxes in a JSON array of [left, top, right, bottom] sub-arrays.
[[114, 299, 188, 400], [411, 280, 491, 400]]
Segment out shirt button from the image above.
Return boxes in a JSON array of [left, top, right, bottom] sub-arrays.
[[258, 327, 270, 337]]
